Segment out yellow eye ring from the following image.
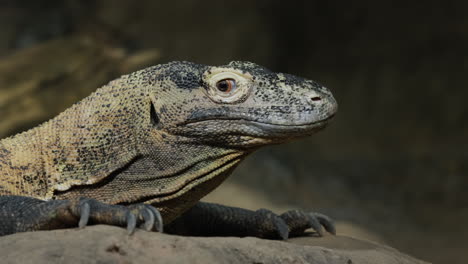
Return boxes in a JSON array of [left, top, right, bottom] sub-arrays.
[[216, 78, 236, 93], [203, 68, 252, 104]]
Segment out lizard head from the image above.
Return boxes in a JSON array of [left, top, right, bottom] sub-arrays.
[[149, 61, 337, 148]]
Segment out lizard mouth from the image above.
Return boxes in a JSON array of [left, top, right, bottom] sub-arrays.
[[181, 112, 335, 127], [249, 113, 335, 128], [183, 113, 335, 132], [170, 113, 336, 143]]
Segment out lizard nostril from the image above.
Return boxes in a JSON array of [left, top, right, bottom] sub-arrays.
[[310, 96, 322, 102]]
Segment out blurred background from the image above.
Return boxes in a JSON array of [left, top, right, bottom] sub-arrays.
[[0, 1, 466, 263]]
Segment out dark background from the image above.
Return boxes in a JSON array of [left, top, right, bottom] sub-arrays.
[[0, 1, 466, 263]]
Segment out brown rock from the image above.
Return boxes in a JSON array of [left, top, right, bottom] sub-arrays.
[[0, 225, 428, 264]]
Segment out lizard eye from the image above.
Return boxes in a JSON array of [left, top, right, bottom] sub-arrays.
[[216, 79, 236, 93], [203, 68, 253, 104]]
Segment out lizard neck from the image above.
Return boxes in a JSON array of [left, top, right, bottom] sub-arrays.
[[0, 128, 47, 196], [41, 80, 145, 198], [0, 78, 146, 199]]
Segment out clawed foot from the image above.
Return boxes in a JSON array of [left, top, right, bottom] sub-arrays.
[[72, 198, 163, 234], [164, 202, 335, 240], [0, 196, 164, 236], [254, 209, 335, 240]]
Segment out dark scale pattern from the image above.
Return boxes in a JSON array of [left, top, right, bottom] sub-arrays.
[[0, 61, 337, 237]]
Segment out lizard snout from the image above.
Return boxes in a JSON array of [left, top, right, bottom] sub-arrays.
[[304, 90, 338, 117]]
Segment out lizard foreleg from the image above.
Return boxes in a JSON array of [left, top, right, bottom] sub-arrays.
[[165, 202, 335, 240], [0, 196, 162, 236]]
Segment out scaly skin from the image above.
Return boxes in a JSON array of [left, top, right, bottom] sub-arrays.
[[0, 61, 337, 238]]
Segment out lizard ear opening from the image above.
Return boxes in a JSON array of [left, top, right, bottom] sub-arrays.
[[150, 101, 160, 127]]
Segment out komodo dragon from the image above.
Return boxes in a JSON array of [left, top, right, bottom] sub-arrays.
[[0, 61, 338, 239]]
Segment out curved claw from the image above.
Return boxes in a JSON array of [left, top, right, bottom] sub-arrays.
[[147, 206, 163, 232], [126, 212, 137, 235], [273, 218, 289, 240], [142, 208, 155, 231], [307, 213, 324, 237], [78, 201, 90, 228], [315, 213, 336, 235], [71, 198, 163, 235], [280, 209, 336, 237]]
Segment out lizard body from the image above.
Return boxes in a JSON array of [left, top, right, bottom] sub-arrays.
[[0, 61, 337, 238]]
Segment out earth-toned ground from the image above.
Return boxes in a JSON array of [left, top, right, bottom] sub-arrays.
[[0, 225, 428, 264]]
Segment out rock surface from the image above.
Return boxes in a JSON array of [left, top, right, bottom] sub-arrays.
[[0, 225, 428, 264]]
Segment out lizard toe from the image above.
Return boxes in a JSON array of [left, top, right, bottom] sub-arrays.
[[126, 211, 137, 235], [280, 209, 335, 237], [255, 209, 289, 240], [78, 200, 91, 228], [72, 197, 140, 233], [147, 206, 164, 232], [306, 212, 324, 237], [141, 208, 155, 231], [128, 204, 163, 232], [314, 212, 336, 235]]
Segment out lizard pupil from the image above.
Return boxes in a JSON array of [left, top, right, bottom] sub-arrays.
[[216, 79, 235, 93]]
